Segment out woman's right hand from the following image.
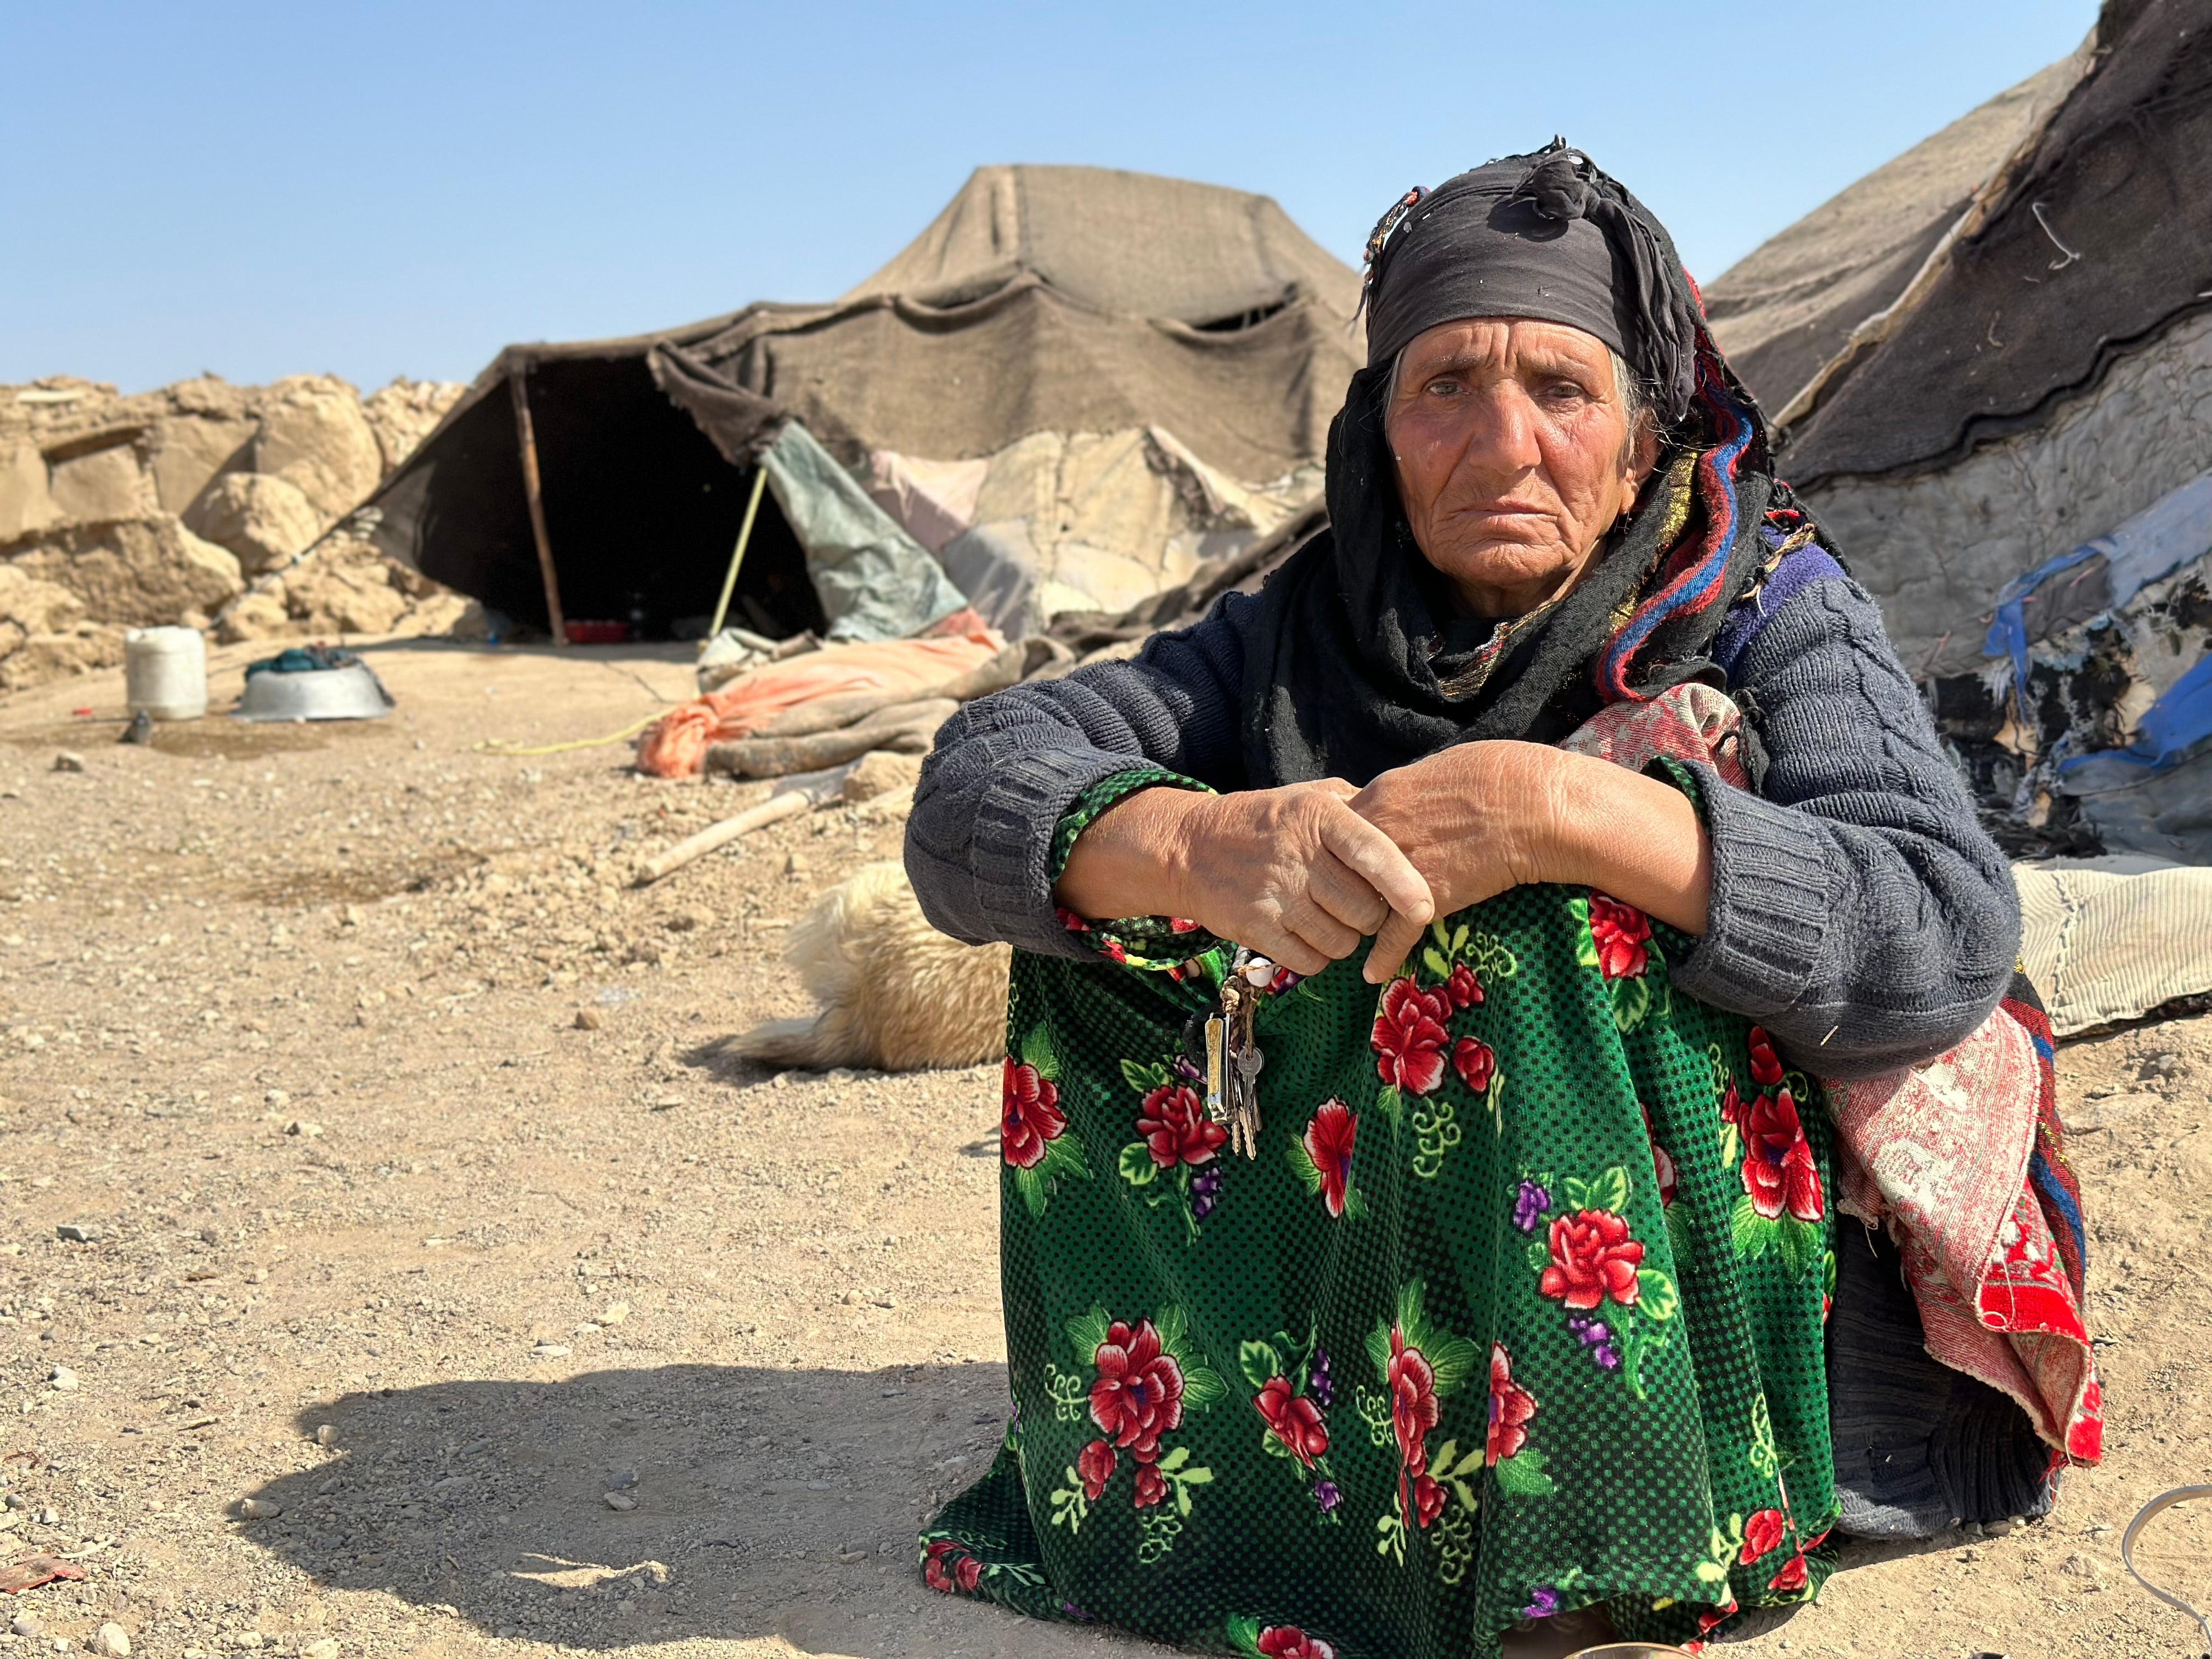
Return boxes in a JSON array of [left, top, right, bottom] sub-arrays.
[[1054, 782, 1435, 977]]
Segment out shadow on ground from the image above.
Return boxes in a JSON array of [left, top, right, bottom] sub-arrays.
[[234, 1361, 1149, 1658], [230, 1360, 1950, 1656]]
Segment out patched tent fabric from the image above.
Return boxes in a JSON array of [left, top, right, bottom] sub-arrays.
[[655, 166, 1354, 625], [1775, 0, 2212, 488], [841, 164, 1359, 338], [708, 163, 1359, 482], [1713, 0, 2212, 862]]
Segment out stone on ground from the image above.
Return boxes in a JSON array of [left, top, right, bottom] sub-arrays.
[[8, 515, 242, 626], [0, 625, 125, 693], [47, 441, 155, 523], [213, 585, 296, 645], [146, 413, 257, 513], [362, 379, 466, 473], [253, 374, 381, 523], [0, 563, 88, 634], [184, 472, 322, 573], [280, 538, 409, 635], [843, 749, 924, 802]]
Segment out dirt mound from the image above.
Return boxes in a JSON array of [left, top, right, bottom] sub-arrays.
[[0, 373, 469, 690]]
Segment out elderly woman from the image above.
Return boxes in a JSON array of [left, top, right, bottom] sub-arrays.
[[903, 148, 2038, 1656]]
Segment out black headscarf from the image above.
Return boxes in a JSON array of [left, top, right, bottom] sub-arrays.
[[1237, 143, 1797, 787]]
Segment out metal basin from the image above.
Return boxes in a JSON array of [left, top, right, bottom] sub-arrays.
[[233, 661, 393, 722]]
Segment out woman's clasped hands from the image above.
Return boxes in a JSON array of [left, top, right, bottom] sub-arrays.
[[1053, 740, 1706, 984], [1054, 743, 1559, 983]]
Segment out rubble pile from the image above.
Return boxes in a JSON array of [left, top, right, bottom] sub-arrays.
[[0, 373, 470, 691]]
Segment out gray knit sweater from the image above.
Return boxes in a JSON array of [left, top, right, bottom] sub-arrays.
[[905, 562, 2021, 1079]]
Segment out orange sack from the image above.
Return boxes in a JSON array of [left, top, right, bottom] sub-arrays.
[[636, 630, 1003, 778]]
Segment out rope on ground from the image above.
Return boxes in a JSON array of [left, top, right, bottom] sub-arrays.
[[473, 710, 665, 756], [2123, 1483, 2212, 1649]]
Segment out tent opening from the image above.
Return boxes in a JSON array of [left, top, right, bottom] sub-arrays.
[[1191, 298, 1292, 333], [407, 354, 825, 642]]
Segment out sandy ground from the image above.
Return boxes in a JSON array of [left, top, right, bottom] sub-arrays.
[[0, 638, 2207, 1659]]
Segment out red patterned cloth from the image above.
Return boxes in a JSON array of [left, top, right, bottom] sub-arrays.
[[1562, 684, 2101, 1466]]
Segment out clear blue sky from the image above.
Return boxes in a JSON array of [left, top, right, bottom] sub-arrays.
[[2, 1, 2097, 395]]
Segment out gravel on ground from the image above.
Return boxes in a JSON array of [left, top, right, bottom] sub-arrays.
[[0, 639, 2205, 1659]]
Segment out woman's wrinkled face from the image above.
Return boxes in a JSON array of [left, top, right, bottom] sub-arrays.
[[1384, 317, 1656, 619]]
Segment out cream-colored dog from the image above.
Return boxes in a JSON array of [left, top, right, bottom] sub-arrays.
[[735, 861, 1011, 1071]]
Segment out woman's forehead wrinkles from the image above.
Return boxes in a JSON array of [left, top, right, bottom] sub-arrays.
[[1403, 344, 1606, 384]]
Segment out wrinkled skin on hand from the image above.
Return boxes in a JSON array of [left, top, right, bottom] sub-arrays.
[[1055, 780, 1434, 979]]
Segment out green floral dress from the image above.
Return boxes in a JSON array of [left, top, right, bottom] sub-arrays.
[[922, 774, 1841, 1657]]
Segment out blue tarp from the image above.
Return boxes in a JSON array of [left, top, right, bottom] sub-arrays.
[[1984, 470, 2212, 686], [2057, 648, 2212, 793], [1989, 471, 2212, 793], [758, 423, 969, 644]]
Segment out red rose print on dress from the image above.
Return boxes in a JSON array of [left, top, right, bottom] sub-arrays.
[[1485, 1342, 1537, 1466], [1386, 1328, 1440, 1473], [1720, 1076, 1748, 1133], [1256, 1627, 1336, 1659], [1739, 1506, 1787, 1563], [1138, 1084, 1227, 1170], [1371, 977, 1452, 1095], [1538, 1209, 1646, 1310], [1741, 1088, 1824, 1222], [1748, 1024, 1785, 1087], [1444, 961, 1483, 1010], [1254, 1376, 1329, 1465], [1000, 1058, 1065, 1170], [922, 1538, 982, 1594], [1089, 1318, 1186, 1460], [1766, 1550, 1810, 1593], [1367, 1284, 1484, 1541], [1301, 1101, 1357, 1218], [1056, 1305, 1222, 1530], [1410, 1470, 1446, 1527], [1586, 894, 1652, 979], [1076, 1438, 1116, 1501], [1452, 1036, 1496, 1094]]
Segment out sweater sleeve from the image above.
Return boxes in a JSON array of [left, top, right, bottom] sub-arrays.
[[904, 593, 1254, 957], [1673, 574, 2022, 1078]]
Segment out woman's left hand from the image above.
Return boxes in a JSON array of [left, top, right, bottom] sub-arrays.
[[1346, 742, 1559, 979], [1350, 741, 1712, 983]]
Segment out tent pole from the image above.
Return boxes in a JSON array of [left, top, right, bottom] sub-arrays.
[[703, 465, 769, 647], [509, 366, 568, 646]]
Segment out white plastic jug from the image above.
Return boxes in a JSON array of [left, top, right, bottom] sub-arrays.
[[124, 625, 207, 720]]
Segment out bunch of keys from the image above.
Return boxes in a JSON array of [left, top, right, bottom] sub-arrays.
[[1200, 948, 1275, 1160]]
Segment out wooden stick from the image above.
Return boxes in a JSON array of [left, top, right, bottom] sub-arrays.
[[704, 467, 770, 646], [631, 791, 809, 885], [509, 367, 567, 645]]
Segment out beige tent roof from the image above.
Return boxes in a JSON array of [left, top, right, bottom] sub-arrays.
[[841, 163, 1362, 327], [668, 165, 1364, 483], [1703, 51, 2089, 415]]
